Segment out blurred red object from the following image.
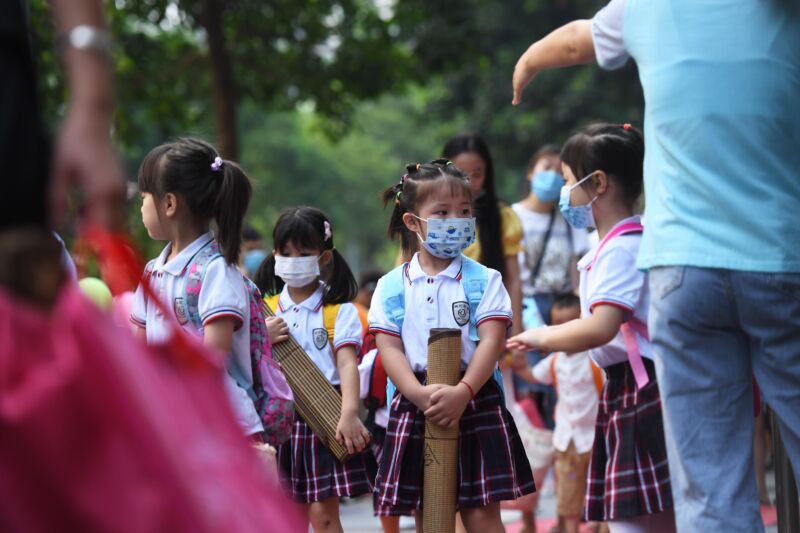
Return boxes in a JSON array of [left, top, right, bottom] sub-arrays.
[[0, 228, 304, 532]]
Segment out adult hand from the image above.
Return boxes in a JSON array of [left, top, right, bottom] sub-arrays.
[[512, 47, 540, 106], [51, 101, 125, 229]]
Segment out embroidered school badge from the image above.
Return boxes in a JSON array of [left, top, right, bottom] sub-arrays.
[[313, 328, 328, 350], [452, 301, 469, 326], [174, 297, 188, 325]]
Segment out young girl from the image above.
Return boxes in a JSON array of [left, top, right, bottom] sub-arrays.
[[507, 124, 675, 533], [255, 206, 374, 532], [131, 138, 264, 440], [369, 159, 535, 532]]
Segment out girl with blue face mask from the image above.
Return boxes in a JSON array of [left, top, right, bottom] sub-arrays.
[[369, 159, 536, 528]]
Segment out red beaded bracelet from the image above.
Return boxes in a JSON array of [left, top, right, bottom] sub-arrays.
[[459, 379, 476, 399]]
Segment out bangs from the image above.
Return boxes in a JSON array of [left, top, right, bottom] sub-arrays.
[[415, 173, 472, 207], [272, 208, 326, 254], [560, 133, 591, 181], [137, 144, 171, 195]]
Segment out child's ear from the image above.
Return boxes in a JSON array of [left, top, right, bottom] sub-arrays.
[[319, 249, 333, 266], [402, 212, 421, 234], [163, 193, 178, 218], [592, 171, 610, 196]]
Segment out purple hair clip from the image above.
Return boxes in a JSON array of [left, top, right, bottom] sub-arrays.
[[323, 220, 332, 241], [210, 156, 223, 172]]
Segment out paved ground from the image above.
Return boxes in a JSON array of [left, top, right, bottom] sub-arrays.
[[340, 468, 779, 532]]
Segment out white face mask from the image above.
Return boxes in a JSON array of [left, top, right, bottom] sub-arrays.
[[274, 255, 320, 288]]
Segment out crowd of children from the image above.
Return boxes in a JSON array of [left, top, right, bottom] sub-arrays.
[[119, 119, 676, 533]]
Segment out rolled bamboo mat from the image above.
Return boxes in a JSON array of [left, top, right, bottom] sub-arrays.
[[263, 304, 353, 463], [423, 328, 462, 533]]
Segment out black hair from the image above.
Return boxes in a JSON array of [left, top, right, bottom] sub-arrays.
[[560, 123, 644, 207], [381, 158, 472, 258], [242, 224, 263, 242], [551, 292, 581, 311], [138, 138, 252, 265], [441, 133, 505, 275], [254, 206, 357, 305], [359, 270, 384, 293], [527, 144, 561, 175]]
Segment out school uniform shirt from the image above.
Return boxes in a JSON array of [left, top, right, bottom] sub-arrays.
[[358, 349, 389, 429], [130, 232, 263, 435], [578, 216, 652, 368], [512, 203, 590, 297], [531, 352, 598, 453], [368, 253, 512, 372], [274, 282, 362, 386]]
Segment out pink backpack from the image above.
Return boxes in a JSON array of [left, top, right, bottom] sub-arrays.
[[181, 241, 294, 446]]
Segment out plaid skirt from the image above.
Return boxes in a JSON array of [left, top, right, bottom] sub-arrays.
[[375, 373, 536, 516], [277, 416, 377, 503], [585, 359, 673, 521]]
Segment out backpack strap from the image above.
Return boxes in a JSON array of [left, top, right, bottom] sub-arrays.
[[459, 256, 488, 343], [620, 317, 650, 389], [264, 294, 280, 313], [380, 262, 409, 333], [586, 221, 644, 271], [590, 361, 604, 396], [322, 304, 341, 348], [183, 240, 223, 331]]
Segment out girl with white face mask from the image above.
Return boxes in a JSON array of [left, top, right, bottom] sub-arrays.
[[254, 206, 375, 532]]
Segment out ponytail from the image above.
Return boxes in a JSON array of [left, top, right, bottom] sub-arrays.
[[324, 248, 358, 305], [215, 161, 252, 265], [137, 137, 253, 266], [254, 253, 282, 297]]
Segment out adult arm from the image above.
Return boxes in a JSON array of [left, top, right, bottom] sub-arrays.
[[49, 0, 125, 228]]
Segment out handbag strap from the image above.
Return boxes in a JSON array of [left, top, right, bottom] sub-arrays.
[[530, 209, 557, 286]]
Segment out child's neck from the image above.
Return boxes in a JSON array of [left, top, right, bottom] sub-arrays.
[[594, 204, 635, 240], [167, 220, 209, 262], [521, 192, 555, 214], [417, 249, 454, 276], [287, 279, 321, 304]]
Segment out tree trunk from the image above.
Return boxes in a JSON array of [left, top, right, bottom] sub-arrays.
[[199, 0, 239, 160]]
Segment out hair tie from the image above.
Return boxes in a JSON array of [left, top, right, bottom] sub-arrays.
[[210, 156, 223, 172], [623, 123, 632, 131], [395, 190, 402, 205], [323, 220, 332, 242]]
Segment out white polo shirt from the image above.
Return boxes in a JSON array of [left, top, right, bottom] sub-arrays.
[[578, 216, 652, 368], [368, 253, 512, 372], [532, 352, 599, 453], [273, 282, 362, 386], [131, 232, 263, 435]]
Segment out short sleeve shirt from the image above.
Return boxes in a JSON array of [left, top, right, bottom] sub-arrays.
[[578, 216, 651, 368], [274, 283, 362, 386], [531, 352, 599, 453], [131, 233, 262, 435], [368, 254, 512, 372], [512, 203, 590, 296], [591, 0, 629, 70]]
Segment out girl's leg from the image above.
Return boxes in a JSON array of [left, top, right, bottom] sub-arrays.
[[460, 503, 504, 533], [415, 511, 423, 533], [455, 512, 467, 533], [308, 497, 343, 533], [379, 515, 400, 533], [520, 510, 536, 533]]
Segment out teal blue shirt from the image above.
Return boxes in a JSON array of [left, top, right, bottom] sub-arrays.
[[593, 0, 800, 272]]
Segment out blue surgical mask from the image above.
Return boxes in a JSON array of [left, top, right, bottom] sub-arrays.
[[532, 170, 564, 202], [413, 216, 476, 259], [559, 172, 598, 229], [243, 249, 267, 276]]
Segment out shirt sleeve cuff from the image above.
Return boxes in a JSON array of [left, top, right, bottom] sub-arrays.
[[475, 313, 513, 328], [202, 308, 245, 330], [334, 340, 361, 354], [589, 298, 634, 316], [369, 324, 401, 338], [130, 314, 146, 327]]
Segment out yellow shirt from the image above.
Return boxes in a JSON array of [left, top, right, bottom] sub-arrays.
[[464, 204, 523, 262]]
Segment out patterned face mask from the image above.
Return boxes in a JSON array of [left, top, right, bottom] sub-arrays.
[[413, 216, 476, 259], [559, 172, 599, 229]]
